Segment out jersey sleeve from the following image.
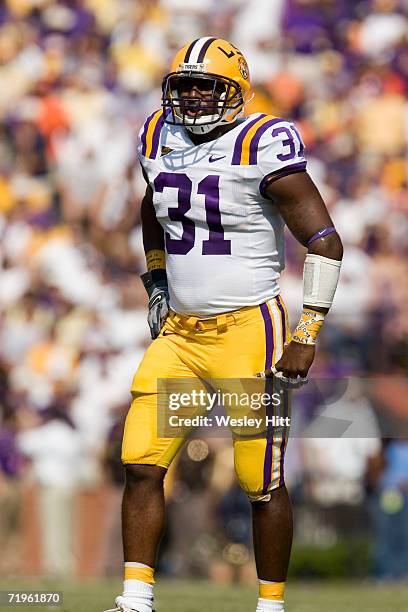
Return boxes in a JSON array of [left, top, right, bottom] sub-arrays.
[[256, 119, 307, 198]]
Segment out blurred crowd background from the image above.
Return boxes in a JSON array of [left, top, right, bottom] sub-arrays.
[[0, 0, 407, 582]]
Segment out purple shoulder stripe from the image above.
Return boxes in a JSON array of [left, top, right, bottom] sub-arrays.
[[231, 115, 266, 165], [149, 109, 170, 159], [140, 110, 157, 157], [259, 161, 307, 198], [249, 117, 284, 165]]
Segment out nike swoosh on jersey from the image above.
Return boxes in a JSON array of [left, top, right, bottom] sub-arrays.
[[162, 330, 175, 336], [209, 155, 227, 163]]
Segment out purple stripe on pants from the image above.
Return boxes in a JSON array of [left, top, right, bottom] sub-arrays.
[[275, 294, 286, 344], [279, 391, 288, 487], [276, 295, 288, 486], [260, 302, 273, 370], [260, 302, 274, 494]]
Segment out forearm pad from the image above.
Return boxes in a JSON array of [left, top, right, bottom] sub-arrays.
[[303, 254, 341, 309]]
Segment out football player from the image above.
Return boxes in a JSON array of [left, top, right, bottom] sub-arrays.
[[105, 37, 343, 612]]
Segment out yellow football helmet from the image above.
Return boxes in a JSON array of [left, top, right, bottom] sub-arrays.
[[162, 37, 252, 134]]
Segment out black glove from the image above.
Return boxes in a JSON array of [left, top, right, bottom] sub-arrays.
[[141, 269, 169, 339]]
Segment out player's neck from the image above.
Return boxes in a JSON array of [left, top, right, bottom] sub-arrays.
[[185, 121, 242, 146]]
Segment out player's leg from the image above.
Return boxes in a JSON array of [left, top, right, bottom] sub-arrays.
[[121, 390, 187, 563], [223, 296, 291, 611], [122, 463, 166, 567], [234, 429, 291, 612], [251, 486, 293, 581], [119, 391, 185, 612], [109, 324, 202, 612]]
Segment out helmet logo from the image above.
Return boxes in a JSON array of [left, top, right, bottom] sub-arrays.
[[218, 46, 235, 59], [238, 57, 249, 80]]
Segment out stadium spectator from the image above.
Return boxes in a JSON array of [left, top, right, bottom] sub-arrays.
[[17, 400, 82, 577], [368, 440, 408, 580]]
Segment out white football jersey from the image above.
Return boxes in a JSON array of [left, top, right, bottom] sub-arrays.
[[138, 111, 306, 316]]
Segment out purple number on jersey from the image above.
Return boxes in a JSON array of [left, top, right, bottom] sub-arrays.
[[272, 126, 296, 162], [198, 175, 231, 255], [154, 172, 230, 256], [154, 172, 195, 255]]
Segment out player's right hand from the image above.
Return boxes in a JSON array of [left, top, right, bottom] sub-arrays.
[[141, 271, 170, 339], [147, 284, 169, 339]]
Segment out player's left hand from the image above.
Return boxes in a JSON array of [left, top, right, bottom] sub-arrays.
[[257, 341, 315, 388]]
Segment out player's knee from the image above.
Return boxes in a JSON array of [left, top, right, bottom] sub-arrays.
[[235, 471, 282, 504], [248, 491, 273, 503], [248, 483, 287, 504], [124, 464, 166, 494]]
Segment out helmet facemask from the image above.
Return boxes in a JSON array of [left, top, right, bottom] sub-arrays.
[[162, 72, 244, 134]]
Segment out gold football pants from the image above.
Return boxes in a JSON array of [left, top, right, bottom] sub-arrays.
[[122, 296, 291, 499]]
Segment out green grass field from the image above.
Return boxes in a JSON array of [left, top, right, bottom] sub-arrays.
[[0, 579, 407, 612]]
